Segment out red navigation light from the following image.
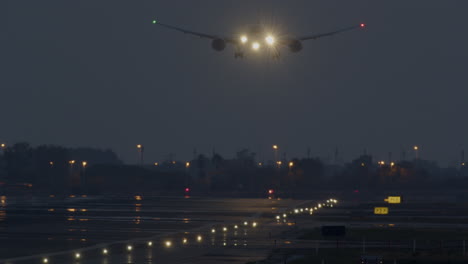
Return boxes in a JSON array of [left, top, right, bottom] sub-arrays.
[[185, 188, 190, 193], [268, 189, 274, 194], [360, 23, 366, 28]]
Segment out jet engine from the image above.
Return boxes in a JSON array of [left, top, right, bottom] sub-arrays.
[[211, 39, 226, 51], [288, 39, 303, 53]]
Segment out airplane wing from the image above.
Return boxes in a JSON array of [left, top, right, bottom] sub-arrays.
[[153, 20, 228, 40], [298, 24, 366, 41]]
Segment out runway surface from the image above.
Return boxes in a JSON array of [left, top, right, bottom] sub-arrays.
[[0, 195, 306, 264]]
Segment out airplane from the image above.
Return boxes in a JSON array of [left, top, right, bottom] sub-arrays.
[[152, 19, 366, 59]]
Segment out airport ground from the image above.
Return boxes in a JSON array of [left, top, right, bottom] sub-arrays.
[[2, 192, 468, 263], [0, 194, 304, 264]]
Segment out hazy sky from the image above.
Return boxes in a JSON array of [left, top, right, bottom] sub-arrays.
[[2, 1, 468, 165]]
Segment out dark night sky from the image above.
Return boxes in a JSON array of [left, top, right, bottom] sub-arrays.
[[2, 1, 468, 165]]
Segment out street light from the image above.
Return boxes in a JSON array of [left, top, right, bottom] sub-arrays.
[[414, 146, 419, 159], [81, 161, 88, 194], [185, 162, 191, 191], [136, 144, 144, 165], [289, 162, 294, 168], [273, 145, 281, 192], [0, 143, 5, 149]]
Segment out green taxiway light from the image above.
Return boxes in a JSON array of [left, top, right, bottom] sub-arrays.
[[152, 20, 158, 24]]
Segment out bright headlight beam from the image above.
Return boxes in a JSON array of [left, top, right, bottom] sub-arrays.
[[265, 36, 275, 45]]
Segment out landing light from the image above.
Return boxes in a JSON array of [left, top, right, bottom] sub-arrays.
[[252, 42, 260, 50], [265, 36, 275, 45], [241, 36, 248, 43]]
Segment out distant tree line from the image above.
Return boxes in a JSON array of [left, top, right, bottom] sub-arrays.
[[0, 143, 467, 196]]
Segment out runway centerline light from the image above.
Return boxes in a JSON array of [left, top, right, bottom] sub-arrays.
[[103, 249, 108, 255], [197, 235, 202, 242], [75, 253, 81, 259], [223, 227, 228, 232], [43, 258, 49, 263], [244, 221, 248, 226], [127, 245, 133, 251], [211, 228, 216, 233], [148, 241, 153, 246], [252, 222, 257, 227], [234, 225, 238, 229]]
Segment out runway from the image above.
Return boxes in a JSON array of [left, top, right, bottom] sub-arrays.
[[0, 195, 307, 264]]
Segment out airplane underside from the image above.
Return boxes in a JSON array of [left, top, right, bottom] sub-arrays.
[[233, 46, 281, 60]]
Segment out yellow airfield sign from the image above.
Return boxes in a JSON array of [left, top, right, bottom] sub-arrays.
[[374, 207, 389, 215], [384, 196, 402, 204]]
